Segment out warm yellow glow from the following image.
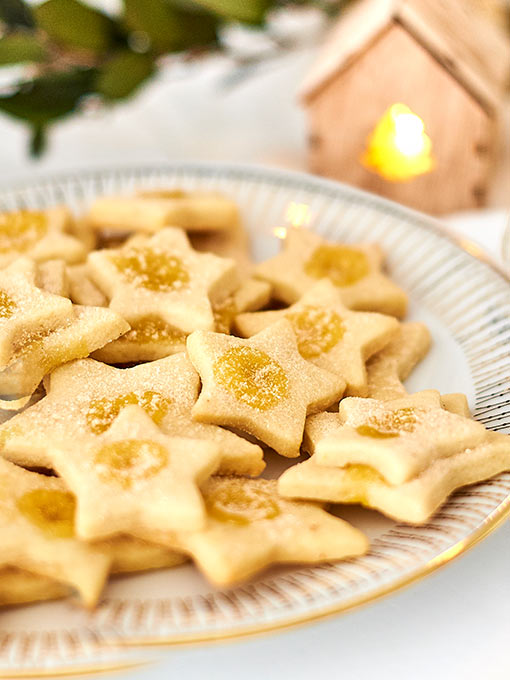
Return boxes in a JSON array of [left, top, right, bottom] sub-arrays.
[[273, 202, 312, 240], [361, 103, 435, 182]]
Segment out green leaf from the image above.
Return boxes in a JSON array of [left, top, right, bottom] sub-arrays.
[[0, 32, 47, 64], [0, 0, 34, 29], [34, 0, 114, 53], [0, 68, 96, 125], [123, 0, 218, 53], [96, 50, 154, 99], [192, 0, 272, 24]]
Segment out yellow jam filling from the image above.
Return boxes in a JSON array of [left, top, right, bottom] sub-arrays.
[[118, 316, 186, 346], [111, 248, 189, 292], [17, 489, 76, 539], [86, 390, 171, 435], [304, 245, 369, 287], [356, 407, 418, 439], [206, 484, 280, 525], [0, 290, 17, 319], [342, 464, 385, 504], [0, 210, 48, 254], [94, 439, 168, 489], [286, 305, 345, 359], [213, 346, 289, 411]]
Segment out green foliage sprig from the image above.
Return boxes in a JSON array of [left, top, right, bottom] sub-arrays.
[[0, 0, 339, 155]]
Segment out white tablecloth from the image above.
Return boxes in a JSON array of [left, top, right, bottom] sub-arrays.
[[0, 46, 509, 680]]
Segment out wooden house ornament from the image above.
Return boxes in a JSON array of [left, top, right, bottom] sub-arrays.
[[300, 0, 510, 214]]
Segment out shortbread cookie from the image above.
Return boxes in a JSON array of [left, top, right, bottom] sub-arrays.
[[235, 280, 398, 396], [103, 536, 187, 574], [254, 228, 407, 317], [150, 477, 368, 586], [47, 406, 220, 540], [87, 227, 240, 332], [307, 392, 487, 484], [36, 259, 69, 297], [0, 567, 68, 607], [366, 322, 432, 399], [88, 191, 239, 233], [0, 305, 129, 409], [0, 459, 111, 607], [0, 257, 73, 369], [0, 206, 87, 266], [187, 319, 345, 458], [190, 218, 253, 272], [0, 353, 264, 477], [440, 393, 471, 418], [67, 264, 108, 306], [279, 432, 510, 524]]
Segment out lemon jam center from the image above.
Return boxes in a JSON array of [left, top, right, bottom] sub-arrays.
[[94, 439, 168, 489], [206, 484, 280, 525], [356, 407, 418, 439], [112, 248, 189, 292], [0, 210, 48, 253], [213, 346, 289, 411], [286, 305, 345, 359], [343, 464, 385, 504], [304, 245, 369, 287], [0, 290, 17, 319], [86, 390, 171, 435], [17, 489, 75, 539]]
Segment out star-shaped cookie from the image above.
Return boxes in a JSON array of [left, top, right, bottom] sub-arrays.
[[279, 432, 510, 524], [305, 392, 487, 484], [67, 264, 108, 307], [0, 353, 264, 477], [87, 227, 240, 332], [0, 206, 87, 267], [0, 458, 110, 607], [0, 305, 129, 410], [235, 280, 398, 396], [0, 567, 68, 607], [148, 477, 369, 586], [0, 257, 73, 369], [366, 321, 431, 399], [187, 319, 345, 458], [36, 259, 69, 297], [254, 228, 407, 317], [47, 405, 220, 540]]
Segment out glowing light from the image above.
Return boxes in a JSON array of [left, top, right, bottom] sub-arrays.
[[273, 202, 312, 240], [361, 103, 435, 182]]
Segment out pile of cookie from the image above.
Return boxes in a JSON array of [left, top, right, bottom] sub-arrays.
[[0, 188, 508, 611]]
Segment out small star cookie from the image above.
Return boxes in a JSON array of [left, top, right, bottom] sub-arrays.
[[306, 392, 487, 484], [0, 305, 129, 410], [148, 477, 369, 586], [0, 257, 73, 369], [47, 406, 220, 540], [0, 353, 264, 477], [235, 280, 398, 396], [366, 322, 431, 399], [278, 431, 510, 525], [87, 227, 240, 332], [187, 319, 345, 458], [88, 190, 240, 233], [0, 458, 111, 607], [254, 228, 407, 317], [0, 206, 87, 267]]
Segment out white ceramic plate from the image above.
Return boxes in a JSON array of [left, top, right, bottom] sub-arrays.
[[1, 164, 509, 678]]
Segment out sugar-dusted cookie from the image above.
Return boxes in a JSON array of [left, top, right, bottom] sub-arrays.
[[279, 431, 510, 524], [36, 259, 69, 297], [87, 227, 240, 332], [366, 322, 432, 399], [236, 280, 398, 396], [47, 406, 220, 541], [0, 257, 73, 369], [254, 228, 407, 317], [0, 459, 110, 607], [0, 567, 68, 607], [0, 206, 87, 266], [67, 264, 108, 307], [187, 319, 344, 458], [0, 353, 264, 477], [88, 191, 239, 233], [307, 392, 487, 485], [440, 392, 471, 418], [0, 305, 129, 410], [150, 477, 368, 586]]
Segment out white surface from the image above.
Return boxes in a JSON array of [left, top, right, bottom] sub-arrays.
[[0, 46, 509, 680]]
